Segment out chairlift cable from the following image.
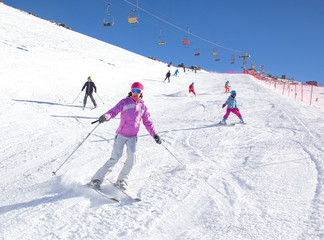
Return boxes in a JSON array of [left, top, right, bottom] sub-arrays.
[[121, 0, 247, 55]]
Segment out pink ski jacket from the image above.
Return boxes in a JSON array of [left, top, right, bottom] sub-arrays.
[[103, 97, 157, 138]]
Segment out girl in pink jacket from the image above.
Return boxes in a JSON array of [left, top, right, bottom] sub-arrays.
[[90, 82, 161, 191]]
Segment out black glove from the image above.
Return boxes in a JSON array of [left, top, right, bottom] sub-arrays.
[[154, 134, 162, 144], [98, 115, 107, 124]]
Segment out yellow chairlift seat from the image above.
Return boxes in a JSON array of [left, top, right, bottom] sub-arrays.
[[158, 41, 166, 45], [128, 17, 138, 24], [212, 52, 218, 55]]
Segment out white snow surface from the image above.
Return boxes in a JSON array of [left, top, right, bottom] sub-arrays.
[[1, 3, 324, 240]]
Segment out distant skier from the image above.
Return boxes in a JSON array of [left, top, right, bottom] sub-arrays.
[[189, 82, 196, 96], [174, 69, 179, 76], [89, 82, 162, 191], [81, 76, 97, 109], [163, 70, 171, 83], [225, 81, 230, 93], [220, 90, 244, 124]]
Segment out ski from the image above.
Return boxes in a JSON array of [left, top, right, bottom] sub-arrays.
[[218, 121, 246, 126], [87, 183, 120, 202], [108, 179, 142, 202], [218, 122, 235, 126]]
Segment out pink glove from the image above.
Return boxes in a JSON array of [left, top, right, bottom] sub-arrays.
[[222, 104, 226, 108]]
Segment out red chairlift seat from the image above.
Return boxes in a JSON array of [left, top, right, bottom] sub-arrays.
[[182, 40, 190, 45], [194, 53, 200, 56]]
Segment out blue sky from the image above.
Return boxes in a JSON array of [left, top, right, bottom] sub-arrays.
[[3, 0, 324, 84]]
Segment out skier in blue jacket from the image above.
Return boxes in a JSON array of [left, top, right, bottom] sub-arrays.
[[220, 90, 244, 124]]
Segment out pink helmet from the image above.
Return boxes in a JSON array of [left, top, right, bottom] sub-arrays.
[[131, 82, 144, 90]]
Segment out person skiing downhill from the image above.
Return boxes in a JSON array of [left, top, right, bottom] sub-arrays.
[[163, 70, 171, 83], [225, 81, 230, 93], [90, 82, 162, 191], [174, 69, 179, 76], [81, 76, 97, 109], [220, 90, 244, 124], [189, 82, 196, 96]]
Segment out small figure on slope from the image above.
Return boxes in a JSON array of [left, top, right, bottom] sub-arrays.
[[189, 82, 196, 96], [163, 70, 171, 83], [225, 81, 230, 93], [174, 69, 179, 76], [81, 76, 97, 109], [90, 82, 162, 191], [220, 90, 244, 124]]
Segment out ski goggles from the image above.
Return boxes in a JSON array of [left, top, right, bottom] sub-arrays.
[[131, 88, 142, 94]]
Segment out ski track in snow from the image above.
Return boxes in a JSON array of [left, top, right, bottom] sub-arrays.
[[1, 3, 324, 240]]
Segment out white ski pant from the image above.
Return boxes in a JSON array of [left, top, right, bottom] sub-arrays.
[[91, 134, 137, 183]]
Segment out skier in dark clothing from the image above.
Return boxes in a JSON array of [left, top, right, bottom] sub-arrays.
[[82, 76, 97, 109], [163, 70, 171, 83]]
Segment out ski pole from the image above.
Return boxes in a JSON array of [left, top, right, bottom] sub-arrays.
[[52, 123, 100, 176], [161, 142, 187, 169], [96, 92, 105, 104], [72, 91, 82, 104]]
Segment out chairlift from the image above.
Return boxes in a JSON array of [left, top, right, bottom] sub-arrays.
[[182, 27, 190, 46], [158, 28, 166, 45], [230, 55, 235, 64], [194, 48, 200, 56], [103, 3, 114, 27], [212, 48, 218, 56], [128, 10, 138, 26], [182, 35, 190, 45], [215, 58, 220, 62], [103, 14, 114, 26]]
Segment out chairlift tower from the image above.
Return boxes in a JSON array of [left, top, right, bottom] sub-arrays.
[[238, 53, 250, 71]]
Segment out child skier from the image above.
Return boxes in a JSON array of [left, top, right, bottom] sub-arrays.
[[220, 90, 244, 124], [90, 82, 162, 191], [189, 82, 196, 96], [225, 81, 230, 93], [174, 69, 179, 76]]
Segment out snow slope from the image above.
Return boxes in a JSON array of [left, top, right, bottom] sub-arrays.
[[0, 3, 324, 240]]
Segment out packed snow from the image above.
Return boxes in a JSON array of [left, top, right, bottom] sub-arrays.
[[0, 3, 323, 240]]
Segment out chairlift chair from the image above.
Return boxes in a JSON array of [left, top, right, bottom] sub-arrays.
[[183, 40, 190, 45], [182, 34, 190, 45], [128, 10, 138, 25], [103, 14, 114, 26], [194, 48, 200, 56], [230, 55, 235, 64], [158, 36, 166, 45], [158, 32, 166, 45]]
